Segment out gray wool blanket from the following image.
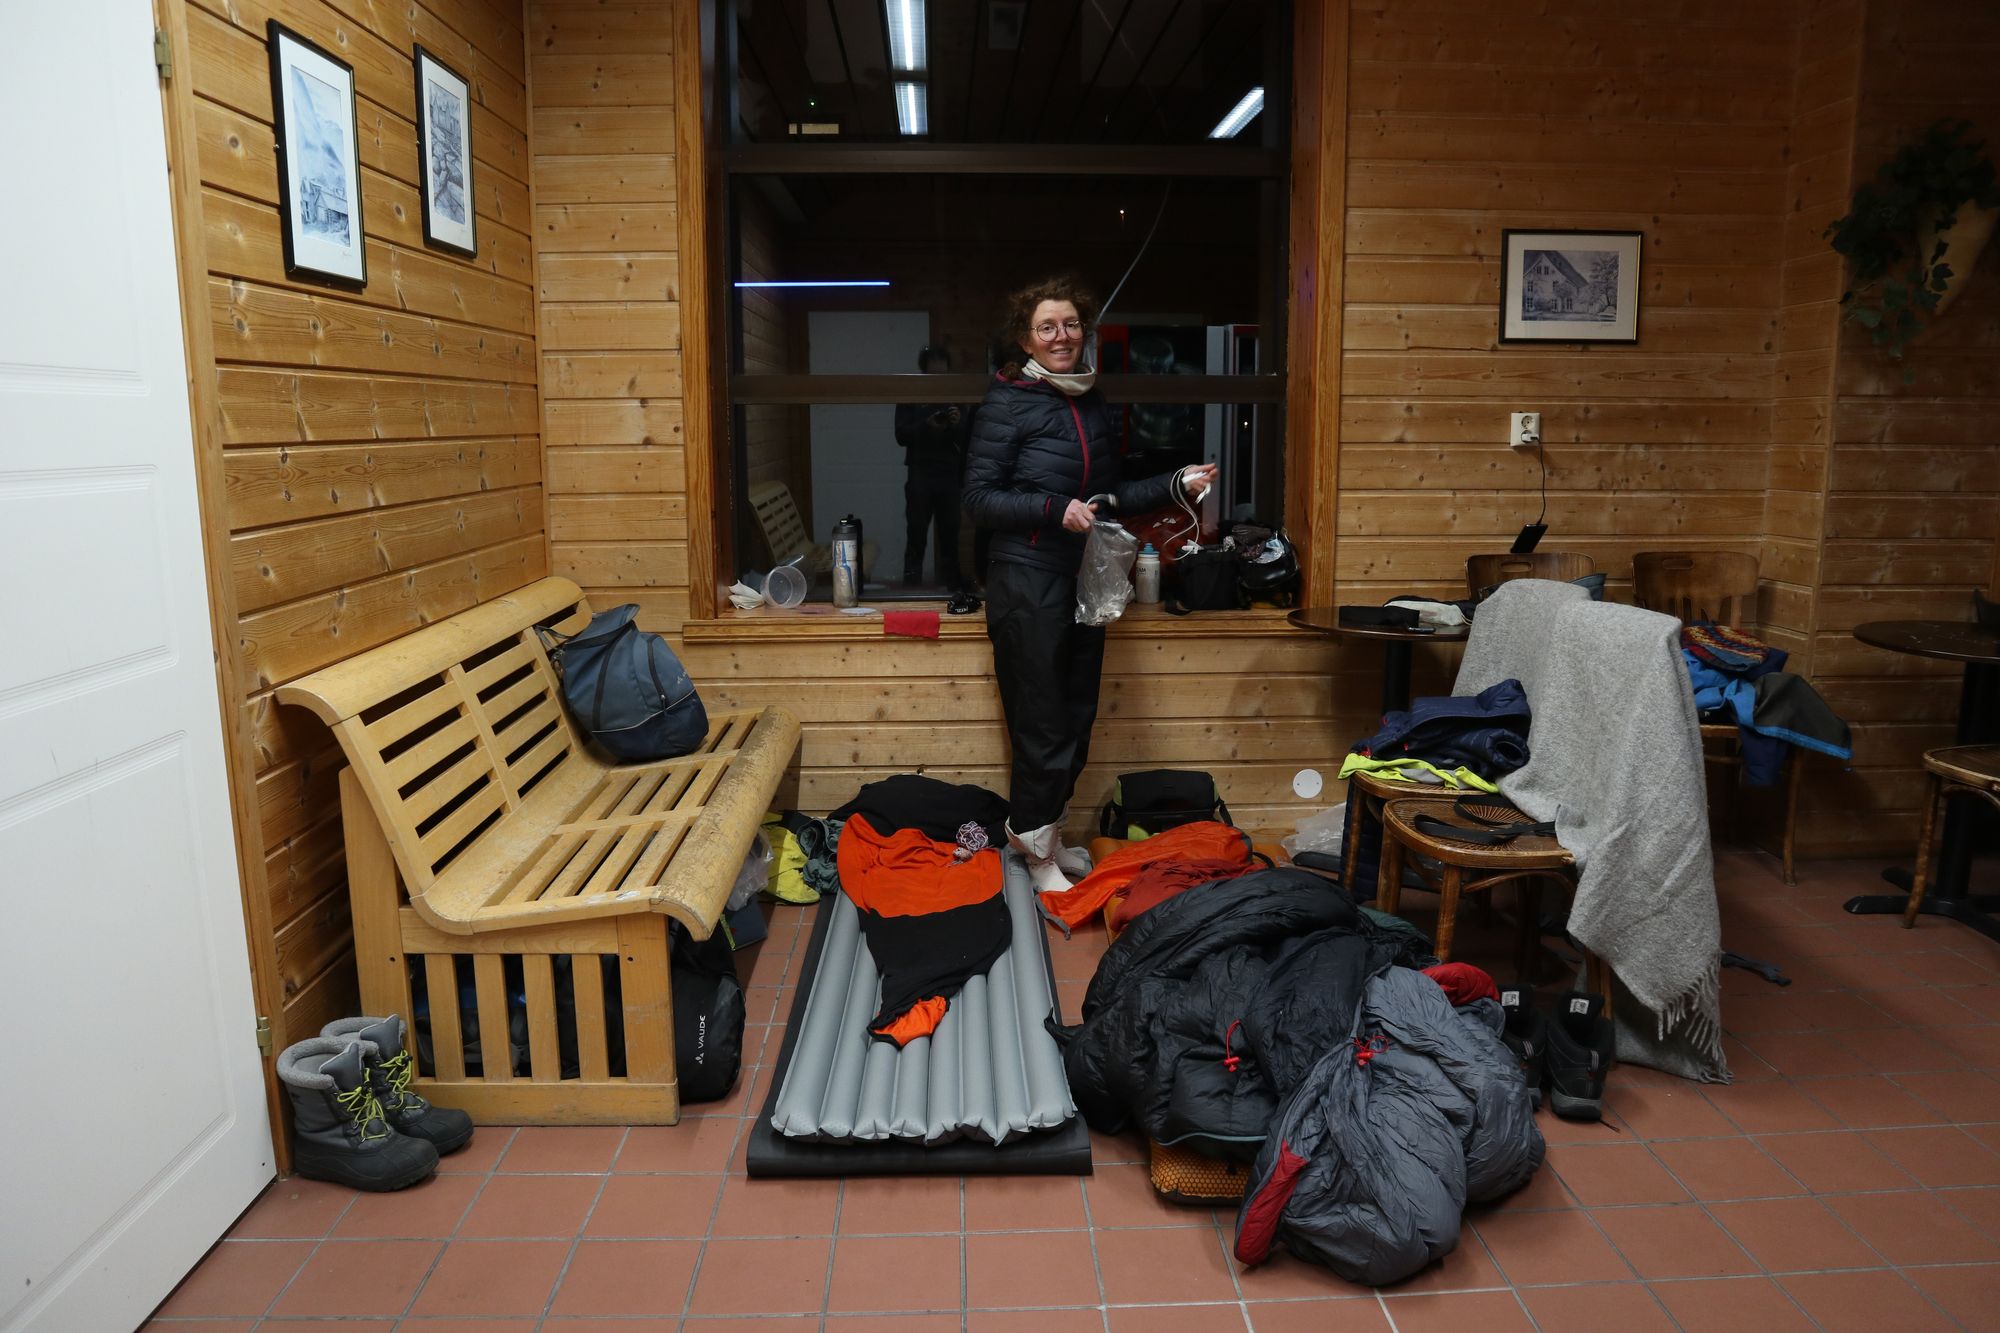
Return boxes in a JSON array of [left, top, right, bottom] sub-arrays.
[[1454, 580, 1729, 1084]]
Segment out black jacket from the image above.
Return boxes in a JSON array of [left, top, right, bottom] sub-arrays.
[[962, 375, 1180, 575], [893, 402, 969, 478]]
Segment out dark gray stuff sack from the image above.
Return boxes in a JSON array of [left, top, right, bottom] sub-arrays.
[[542, 605, 709, 761]]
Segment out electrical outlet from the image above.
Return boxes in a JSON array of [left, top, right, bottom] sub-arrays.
[[1509, 411, 1542, 449]]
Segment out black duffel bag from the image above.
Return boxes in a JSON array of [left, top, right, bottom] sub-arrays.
[[1099, 769, 1232, 839]]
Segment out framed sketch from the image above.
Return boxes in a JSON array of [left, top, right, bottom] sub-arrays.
[[266, 21, 366, 288], [1499, 230, 1642, 343], [414, 45, 477, 258]]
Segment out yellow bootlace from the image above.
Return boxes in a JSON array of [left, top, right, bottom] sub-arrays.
[[335, 1081, 391, 1141], [381, 1049, 420, 1110]]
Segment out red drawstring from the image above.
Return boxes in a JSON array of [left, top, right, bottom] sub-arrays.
[[1222, 1019, 1244, 1073], [1353, 1033, 1390, 1068]]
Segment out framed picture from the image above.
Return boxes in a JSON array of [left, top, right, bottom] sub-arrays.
[[1499, 229, 1642, 343], [414, 44, 478, 258], [267, 21, 366, 288]]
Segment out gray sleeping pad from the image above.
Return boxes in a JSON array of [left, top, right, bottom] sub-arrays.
[[769, 852, 1077, 1144]]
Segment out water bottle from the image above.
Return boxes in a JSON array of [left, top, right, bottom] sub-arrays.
[[830, 514, 863, 608], [1134, 543, 1161, 604]]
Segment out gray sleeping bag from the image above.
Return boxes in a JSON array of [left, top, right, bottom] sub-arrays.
[[1233, 968, 1545, 1286], [768, 853, 1075, 1145]]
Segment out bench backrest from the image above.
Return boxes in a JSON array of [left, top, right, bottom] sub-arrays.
[[277, 578, 601, 896]]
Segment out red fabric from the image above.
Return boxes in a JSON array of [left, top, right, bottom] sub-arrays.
[[1037, 820, 1253, 928], [1422, 961, 1499, 1006], [1104, 858, 1257, 934], [882, 610, 941, 638], [1235, 1140, 1308, 1265], [836, 815, 1003, 917]]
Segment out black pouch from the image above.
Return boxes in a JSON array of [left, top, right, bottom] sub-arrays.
[[669, 921, 746, 1102], [1099, 769, 1232, 838], [1166, 547, 1244, 614]]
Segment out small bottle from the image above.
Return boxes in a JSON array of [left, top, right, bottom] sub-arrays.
[[830, 514, 862, 609], [1134, 543, 1161, 604]]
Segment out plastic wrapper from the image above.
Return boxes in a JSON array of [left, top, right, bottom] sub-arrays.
[[1280, 802, 1347, 860], [1075, 520, 1140, 626], [727, 830, 773, 912]]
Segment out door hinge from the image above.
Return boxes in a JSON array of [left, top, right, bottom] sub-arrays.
[[153, 27, 174, 80], [255, 1015, 273, 1057]]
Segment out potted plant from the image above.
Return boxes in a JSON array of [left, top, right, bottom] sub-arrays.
[[1823, 118, 2000, 361]]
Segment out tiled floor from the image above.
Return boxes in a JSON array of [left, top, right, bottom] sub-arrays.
[[150, 850, 2000, 1331]]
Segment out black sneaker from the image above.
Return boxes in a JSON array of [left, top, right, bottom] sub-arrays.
[[1495, 984, 1547, 1110], [1544, 991, 1613, 1121]]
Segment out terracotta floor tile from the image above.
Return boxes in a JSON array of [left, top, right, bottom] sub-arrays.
[[1701, 1079, 1840, 1135], [967, 1309, 1110, 1332], [1086, 1161, 1224, 1227], [1647, 1275, 1816, 1333], [1652, 1136, 1802, 1202], [1534, 1106, 1632, 1144], [1753, 1129, 1917, 1193], [964, 1174, 1090, 1231], [710, 1173, 841, 1237], [827, 1234, 963, 1313], [1706, 1196, 1882, 1273], [434, 1125, 513, 1174], [1600, 1080, 1738, 1138], [456, 1172, 600, 1238], [495, 1125, 625, 1174], [1517, 1282, 1674, 1332], [1377, 1289, 1533, 1332], [1089, 1128, 1150, 1167], [1827, 1189, 2000, 1265], [391, 1321, 533, 1332], [140, 1322, 257, 1332], [1801, 1074, 1946, 1129], [224, 1178, 354, 1239], [405, 1239, 569, 1317], [1894, 1068, 2000, 1121], [265, 1238, 438, 1318], [151, 1240, 312, 1318], [687, 1236, 829, 1315], [1944, 1184, 2000, 1238], [332, 1171, 481, 1238], [1234, 1250, 1374, 1302], [1867, 1125, 2000, 1187], [1096, 1222, 1238, 1305], [1378, 1226, 1507, 1294], [1737, 1030, 1873, 1079], [1245, 1297, 1391, 1331], [825, 1316, 964, 1332], [965, 1230, 1101, 1308], [614, 1117, 742, 1172], [1904, 1263, 2000, 1327], [1473, 1208, 1632, 1286], [545, 1322, 674, 1333], [583, 1172, 722, 1238], [1779, 1269, 1958, 1333], [682, 1317, 814, 1332], [1479, 1161, 1577, 1212], [1590, 1204, 1757, 1280], [839, 1175, 963, 1234], [546, 1238, 699, 1316], [1106, 1303, 1248, 1332], [1549, 1143, 1689, 1207]]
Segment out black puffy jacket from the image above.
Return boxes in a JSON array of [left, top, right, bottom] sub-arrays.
[[961, 374, 1180, 575]]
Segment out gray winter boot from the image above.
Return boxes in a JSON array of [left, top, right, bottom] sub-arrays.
[[278, 1036, 438, 1191], [322, 1014, 474, 1154]]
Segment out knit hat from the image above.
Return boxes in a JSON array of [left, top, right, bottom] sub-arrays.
[[1681, 622, 1778, 673]]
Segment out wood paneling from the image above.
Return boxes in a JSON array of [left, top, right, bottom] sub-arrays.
[[172, 0, 542, 1060]]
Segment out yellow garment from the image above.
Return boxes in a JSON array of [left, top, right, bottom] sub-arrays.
[[1337, 753, 1499, 793], [761, 813, 819, 903]]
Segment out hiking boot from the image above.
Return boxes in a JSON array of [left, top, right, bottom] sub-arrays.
[[279, 1037, 438, 1190], [322, 1014, 474, 1154], [1495, 984, 1547, 1110], [1544, 991, 1614, 1121]]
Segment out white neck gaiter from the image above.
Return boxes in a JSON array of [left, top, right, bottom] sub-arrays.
[[1023, 357, 1098, 396]]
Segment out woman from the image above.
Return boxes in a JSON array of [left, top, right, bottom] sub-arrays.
[[962, 277, 1217, 893]]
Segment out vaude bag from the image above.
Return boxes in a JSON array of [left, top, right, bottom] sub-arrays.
[[540, 605, 708, 761], [1099, 769, 1232, 838], [670, 921, 746, 1102]]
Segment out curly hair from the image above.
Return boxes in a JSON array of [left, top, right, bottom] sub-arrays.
[[997, 275, 1101, 374]]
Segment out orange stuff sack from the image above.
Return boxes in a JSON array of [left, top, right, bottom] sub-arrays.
[[1038, 820, 1253, 929]]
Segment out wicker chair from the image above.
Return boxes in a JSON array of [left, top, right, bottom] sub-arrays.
[[1905, 746, 2000, 927]]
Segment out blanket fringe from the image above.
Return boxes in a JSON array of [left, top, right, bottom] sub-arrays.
[[1650, 951, 1731, 1084]]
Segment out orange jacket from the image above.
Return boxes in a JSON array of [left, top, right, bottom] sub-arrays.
[[1037, 820, 1254, 928]]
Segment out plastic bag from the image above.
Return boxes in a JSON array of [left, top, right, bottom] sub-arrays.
[[1075, 520, 1140, 626], [727, 831, 772, 912], [1280, 802, 1346, 860]]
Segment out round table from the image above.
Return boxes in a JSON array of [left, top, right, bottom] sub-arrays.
[[1844, 619, 2000, 940], [1286, 607, 1469, 714]]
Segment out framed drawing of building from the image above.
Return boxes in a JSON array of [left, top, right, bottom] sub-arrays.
[[414, 45, 478, 259], [267, 21, 366, 288], [1499, 230, 1642, 344]]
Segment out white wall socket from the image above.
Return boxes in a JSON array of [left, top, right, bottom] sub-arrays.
[[1509, 411, 1542, 448]]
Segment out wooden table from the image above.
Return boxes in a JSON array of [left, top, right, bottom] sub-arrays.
[[1843, 619, 2000, 941], [1286, 607, 1468, 714]]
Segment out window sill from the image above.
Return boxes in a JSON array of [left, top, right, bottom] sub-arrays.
[[681, 601, 1303, 644]]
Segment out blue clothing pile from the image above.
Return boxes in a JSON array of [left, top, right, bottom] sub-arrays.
[[1679, 628, 1852, 785]]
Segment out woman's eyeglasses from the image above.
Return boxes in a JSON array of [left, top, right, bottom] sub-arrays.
[[1033, 319, 1086, 340]]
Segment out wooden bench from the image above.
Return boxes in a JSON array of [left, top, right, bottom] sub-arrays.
[[278, 577, 800, 1125]]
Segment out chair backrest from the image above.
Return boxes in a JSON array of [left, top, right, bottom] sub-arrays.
[[1466, 551, 1595, 600], [748, 480, 812, 566], [1632, 551, 1759, 627]]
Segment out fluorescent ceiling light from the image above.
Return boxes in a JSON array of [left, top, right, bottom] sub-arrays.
[[895, 80, 928, 136], [733, 280, 892, 288], [1209, 87, 1265, 139], [886, 0, 927, 73]]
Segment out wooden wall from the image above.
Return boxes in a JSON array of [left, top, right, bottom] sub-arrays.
[[174, 0, 542, 1048]]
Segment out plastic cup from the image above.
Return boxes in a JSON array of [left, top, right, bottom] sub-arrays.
[[762, 563, 807, 609]]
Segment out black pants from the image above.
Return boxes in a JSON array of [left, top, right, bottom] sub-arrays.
[[904, 470, 962, 585], [986, 560, 1105, 831]]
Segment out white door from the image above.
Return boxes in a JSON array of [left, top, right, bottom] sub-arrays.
[[0, 6, 274, 1331]]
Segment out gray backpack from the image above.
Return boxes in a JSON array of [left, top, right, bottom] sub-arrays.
[[540, 605, 708, 761]]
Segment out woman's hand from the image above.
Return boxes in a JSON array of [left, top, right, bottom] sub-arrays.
[[1061, 499, 1097, 532], [1180, 463, 1220, 499]]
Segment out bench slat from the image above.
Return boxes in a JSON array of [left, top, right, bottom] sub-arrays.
[[404, 747, 502, 830], [462, 641, 540, 697], [417, 780, 509, 873], [383, 714, 482, 791], [365, 685, 462, 754]]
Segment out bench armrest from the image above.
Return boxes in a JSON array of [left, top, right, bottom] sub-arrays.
[[653, 705, 802, 937]]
